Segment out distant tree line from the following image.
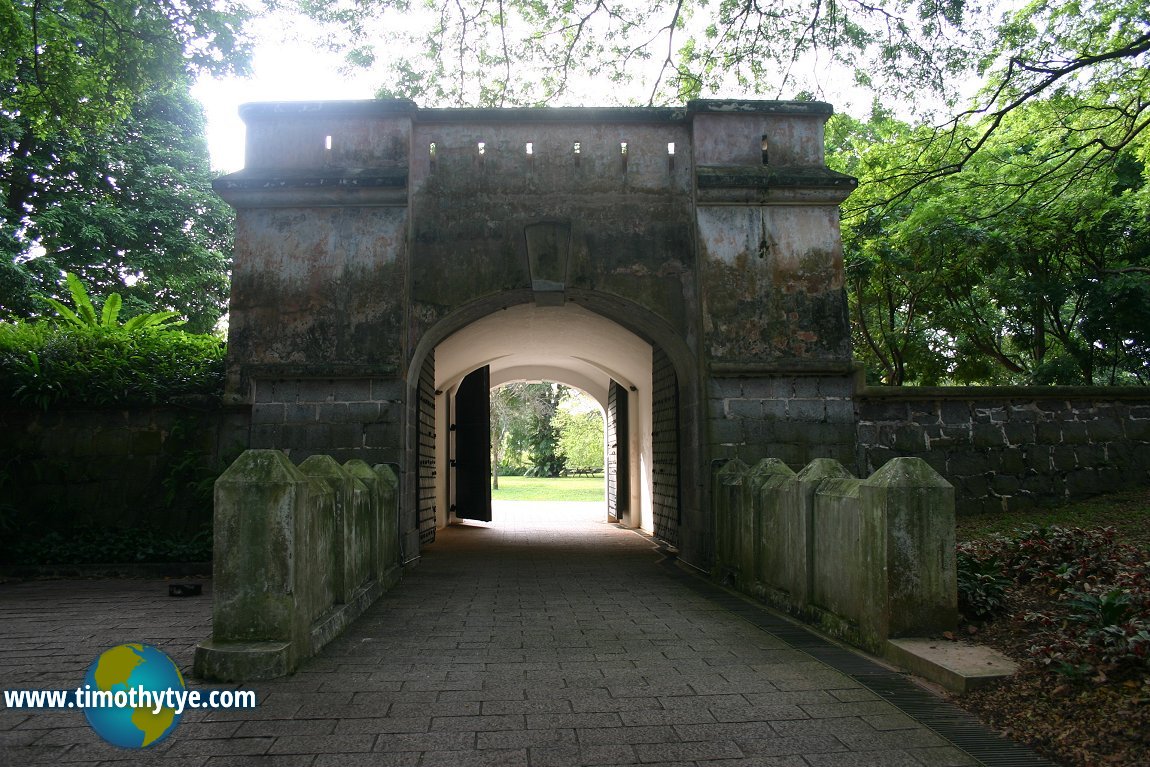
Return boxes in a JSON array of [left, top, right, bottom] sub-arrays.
[[491, 384, 604, 486]]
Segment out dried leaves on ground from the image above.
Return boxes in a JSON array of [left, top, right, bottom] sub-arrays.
[[953, 488, 1150, 766]]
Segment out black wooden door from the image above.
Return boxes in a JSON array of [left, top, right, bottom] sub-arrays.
[[607, 381, 630, 524], [454, 366, 492, 522]]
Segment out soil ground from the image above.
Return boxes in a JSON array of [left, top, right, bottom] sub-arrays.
[[953, 486, 1150, 767]]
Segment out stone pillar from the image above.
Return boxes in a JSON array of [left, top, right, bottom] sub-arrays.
[[748, 458, 796, 597], [344, 459, 383, 581], [373, 464, 401, 579], [791, 459, 854, 605], [712, 459, 749, 581], [194, 450, 317, 681], [297, 454, 352, 605], [811, 475, 862, 622], [745, 459, 791, 597], [859, 457, 957, 646]]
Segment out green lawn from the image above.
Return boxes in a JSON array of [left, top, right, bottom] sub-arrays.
[[491, 475, 605, 502]]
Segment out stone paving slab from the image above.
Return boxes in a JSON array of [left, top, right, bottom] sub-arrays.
[[1, 502, 1039, 766]]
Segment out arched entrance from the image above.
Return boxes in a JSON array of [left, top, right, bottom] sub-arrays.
[[404, 298, 695, 558]]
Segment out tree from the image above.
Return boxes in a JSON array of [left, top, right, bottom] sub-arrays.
[[876, 0, 1150, 207], [1, 0, 250, 138], [490, 382, 569, 485], [3, 87, 236, 330], [833, 100, 1150, 385], [525, 384, 566, 477], [490, 383, 535, 489], [2, 0, 251, 329], [554, 393, 605, 470], [293, 0, 986, 107]]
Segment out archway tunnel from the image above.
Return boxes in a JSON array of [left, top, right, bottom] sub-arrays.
[[409, 301, 684, 552]]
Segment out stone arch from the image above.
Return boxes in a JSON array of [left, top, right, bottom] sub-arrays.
[[402, 291, 701, 558]]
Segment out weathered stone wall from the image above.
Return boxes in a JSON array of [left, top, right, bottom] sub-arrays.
[[247, 377, 405, 468], [406, 110, 698, 345], [0, 406, 250, 539], [713, 456, 956, 655], [856, 386, 1150, 515], [707, 372, 858, 469], [194, 450, 402, 681], [693, 103, 858, 529]]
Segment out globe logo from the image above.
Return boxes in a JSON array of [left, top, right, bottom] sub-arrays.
[[82, 644, 185, 748]]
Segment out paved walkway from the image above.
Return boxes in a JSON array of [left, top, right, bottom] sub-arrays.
[[1, 502, 1035, 767]]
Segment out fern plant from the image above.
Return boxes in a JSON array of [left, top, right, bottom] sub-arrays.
[[38, 272, 183, 332]]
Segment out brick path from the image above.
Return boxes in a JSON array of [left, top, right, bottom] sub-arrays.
[[2, 502, 1005, 766]]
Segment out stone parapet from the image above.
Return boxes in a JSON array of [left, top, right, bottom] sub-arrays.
[[712, 456, 957, 655], [194, 450, 402, 682]]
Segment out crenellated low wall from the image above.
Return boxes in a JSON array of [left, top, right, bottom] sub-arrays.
[[712, 456, 957, 654], [193, 450, 402, 681]]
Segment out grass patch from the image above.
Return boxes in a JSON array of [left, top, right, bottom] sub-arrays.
[[491, 476, 605, 502], [956, 486, 1150, 549]]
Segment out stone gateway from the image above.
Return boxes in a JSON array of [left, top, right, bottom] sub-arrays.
[[216, 99, 859, 570]]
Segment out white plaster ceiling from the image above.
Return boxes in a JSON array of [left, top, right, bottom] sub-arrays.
[[435, 302, 652, 406]]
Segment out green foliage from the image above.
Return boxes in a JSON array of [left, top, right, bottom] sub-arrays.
[[831, 100, 1150, 385], [0, 321, 225, 407], [490, 383, 542, 474], [295, 0, 984, 107], [3, 88, 237, 332], [553, 394, 604, 470], [2, 0, 250, 332], [39, 273, 182, 331], [490, 382, 569, 478], [1066, 590, 1136, 629], [525, 385, 565, 478], [958, 525, 1150, 677], [956, 553, 1011, 620], [5, 526, 212, 565], [1, 0, 250, 141]]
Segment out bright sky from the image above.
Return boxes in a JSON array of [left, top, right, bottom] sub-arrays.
[[189, 10, 962, 174], [191, 19, 381, 173]]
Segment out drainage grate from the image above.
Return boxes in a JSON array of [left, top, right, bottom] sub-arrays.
[[659, 560, 1059, 767]]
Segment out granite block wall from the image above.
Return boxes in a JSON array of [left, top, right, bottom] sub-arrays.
[[855, 389, 1150, 515], [247, 377, 405, 468]]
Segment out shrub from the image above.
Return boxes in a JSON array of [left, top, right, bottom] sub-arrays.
[[5, 525, 212, 565], [0, 321, 225, 407], [962, 525, 1150, 679], [957, 553, 1011, 619]]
